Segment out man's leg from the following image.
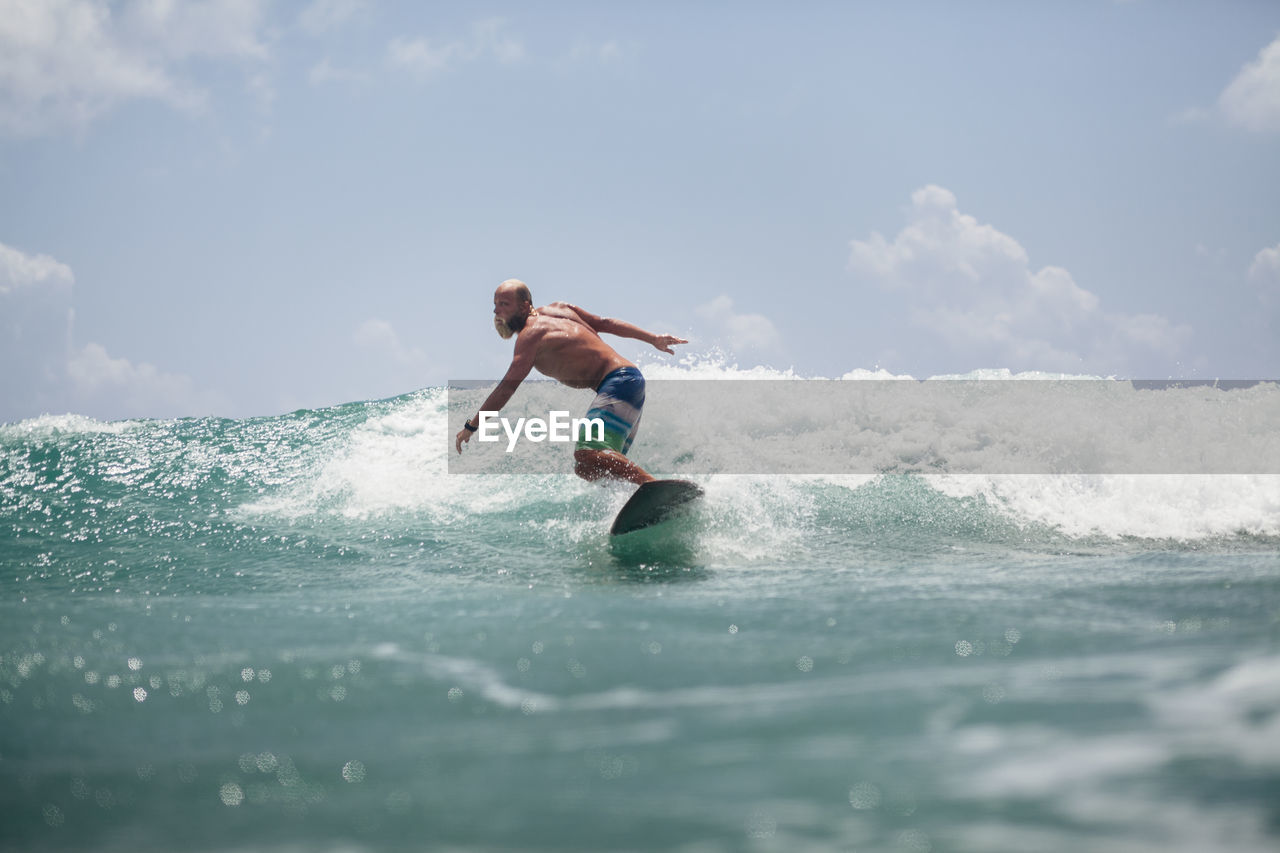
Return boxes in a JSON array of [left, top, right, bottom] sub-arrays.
[[574, 448, 655, 486]]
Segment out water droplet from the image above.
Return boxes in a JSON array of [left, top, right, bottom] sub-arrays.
[[745, 810, 776, 839], [896, 829, 932, 851], [849, 782, 882, 810]]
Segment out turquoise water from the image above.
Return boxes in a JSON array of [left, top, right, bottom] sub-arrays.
[[3, 382, 1279, 852]]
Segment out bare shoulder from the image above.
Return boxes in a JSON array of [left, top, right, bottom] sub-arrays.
[[540, 302, 596, 325]]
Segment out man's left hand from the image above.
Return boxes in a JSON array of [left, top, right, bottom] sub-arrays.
[[455, 427, 473, 454], [651, 334, 688, 354]]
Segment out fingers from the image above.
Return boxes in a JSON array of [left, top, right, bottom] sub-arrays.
[[655, 335, 687, 353]]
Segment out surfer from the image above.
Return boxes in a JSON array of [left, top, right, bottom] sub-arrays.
[[455, 279, 687, 485]]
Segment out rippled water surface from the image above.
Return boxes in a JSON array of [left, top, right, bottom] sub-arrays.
[[3, 381, 1279, 851]]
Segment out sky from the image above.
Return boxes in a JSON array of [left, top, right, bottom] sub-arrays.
[[2, 0, 1279, 422]]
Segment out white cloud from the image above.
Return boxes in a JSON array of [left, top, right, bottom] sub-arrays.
[[551, 38, 629, 75], [0, 240, 75, 294], [66, 341, 224, 418], [564, 38, 624, 65], [387, 18, 524, 79], [119, 0, 268, 62], [350, 318, 435, 399], [298, 0, 369, 36], [1219, 35, 1280, 133], [1168, 106, 1211, 126], [0, 0, 269, 136], [474, 18, 524, 65], [387, 36, 459, 76], [0, 0, 185, 134], [351, 319, 432, 400], [1249, 243, 1280, 306], [695, 295, 781, 353], [247, 70, 275, 114], [354, 318, 428, 367], [848, 185, 1190, 373], [1248, 243, 1280, 284], [1, 239, 224, 421], [308, 57, 369, 87], [1, 242, 75, 420]]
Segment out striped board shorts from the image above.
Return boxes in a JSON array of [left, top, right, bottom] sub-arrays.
[[576, 366, 645, 455]]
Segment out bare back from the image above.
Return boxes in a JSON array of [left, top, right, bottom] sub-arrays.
[[521, 303, 634, 389]]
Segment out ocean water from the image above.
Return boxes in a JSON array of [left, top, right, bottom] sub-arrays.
[[2, 366, 1279, 852]]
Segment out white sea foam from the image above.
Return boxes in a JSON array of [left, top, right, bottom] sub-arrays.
[[643, 361, 1278, 540], [932, 474, 1280, 539], [0, 412, 143, 437], [237, 360, 1280, 541], [241, 391, 469, 521]]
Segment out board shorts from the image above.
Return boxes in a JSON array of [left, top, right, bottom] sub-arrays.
[[576, 366, 645, 455]]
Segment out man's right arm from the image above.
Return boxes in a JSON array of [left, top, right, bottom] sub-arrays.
[[455, 336, 537, 453]]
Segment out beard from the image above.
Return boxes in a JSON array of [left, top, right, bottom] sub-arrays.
[[493, 310, 530, 340]]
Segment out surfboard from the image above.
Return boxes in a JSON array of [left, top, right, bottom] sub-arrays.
[[610, 479, 705, 536]]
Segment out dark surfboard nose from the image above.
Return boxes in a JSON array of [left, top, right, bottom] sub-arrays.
[[610, 479, 705, 536]]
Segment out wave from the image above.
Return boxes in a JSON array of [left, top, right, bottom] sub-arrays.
[[2, 361, 1278, 549]]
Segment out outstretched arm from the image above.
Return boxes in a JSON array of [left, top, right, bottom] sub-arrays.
[[454, 338, 537, 453], [566, 304, 688, 354]]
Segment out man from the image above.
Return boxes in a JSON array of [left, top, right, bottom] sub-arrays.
[[454, 279, 687, 485]]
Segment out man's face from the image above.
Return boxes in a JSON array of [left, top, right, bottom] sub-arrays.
[[493, 289, 528, 339]]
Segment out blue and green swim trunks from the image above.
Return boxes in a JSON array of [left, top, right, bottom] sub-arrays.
[[576, 366, 646, 454]]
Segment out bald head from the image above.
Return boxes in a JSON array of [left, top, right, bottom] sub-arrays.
[[496, 279, 532, 306]]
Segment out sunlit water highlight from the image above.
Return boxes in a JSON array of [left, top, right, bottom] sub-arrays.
[[2, 364, 1278, 852]]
